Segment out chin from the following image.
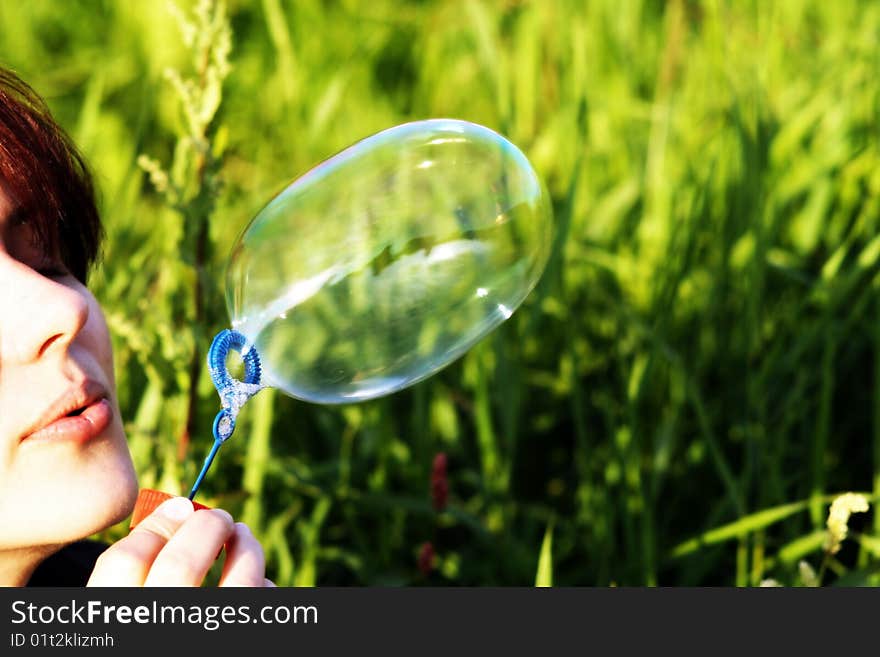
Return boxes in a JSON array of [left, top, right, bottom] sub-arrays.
[[0, 421, 139, 551], [29, 461, 138, 548], [76, 467, 139, 537], [68, 442, 140, 541]]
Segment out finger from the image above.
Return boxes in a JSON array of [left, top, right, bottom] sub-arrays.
[[219, 522, 266, 587], [87, 497, 195, 587], [143, 508, 235, 587]]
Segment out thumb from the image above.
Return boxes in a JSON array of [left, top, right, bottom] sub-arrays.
[[87, 497, 195, 586], [131, 497, 195, 540]]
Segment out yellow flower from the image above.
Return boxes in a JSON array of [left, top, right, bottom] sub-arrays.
[[823, 493, 870, 555], [798, 560, 819, 587]]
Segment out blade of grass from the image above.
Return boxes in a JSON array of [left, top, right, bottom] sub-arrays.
[[535, 520, 554, 587]]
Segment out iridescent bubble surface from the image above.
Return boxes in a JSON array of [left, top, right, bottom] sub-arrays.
[[226, 119, 553, 403]]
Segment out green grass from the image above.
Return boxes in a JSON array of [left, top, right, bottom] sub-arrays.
[[1, 0, 879, 586]]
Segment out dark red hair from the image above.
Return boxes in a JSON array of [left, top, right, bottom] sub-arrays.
[[0, 67, 102, 283]]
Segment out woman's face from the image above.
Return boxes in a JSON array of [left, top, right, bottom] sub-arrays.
[[0, 184, 137, 552]]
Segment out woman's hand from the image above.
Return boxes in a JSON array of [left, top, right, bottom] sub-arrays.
[[86, 497, 275, 587]]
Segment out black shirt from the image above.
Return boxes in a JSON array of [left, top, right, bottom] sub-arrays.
[[26, 540, 108, 587]]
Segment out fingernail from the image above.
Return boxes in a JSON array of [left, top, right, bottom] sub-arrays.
[[209, 507, 234, 524], [157, 497, 194, 521]]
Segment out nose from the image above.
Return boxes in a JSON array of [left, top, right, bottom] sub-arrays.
[[0, 253, 89, 364]]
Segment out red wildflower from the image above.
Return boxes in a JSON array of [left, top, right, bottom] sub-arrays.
[[432, 452, 447, 476], [418, 541, 434, 576], [431, 452, 448, 511]]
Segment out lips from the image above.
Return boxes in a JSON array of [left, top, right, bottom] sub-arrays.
[[21, 380, 113, 445]]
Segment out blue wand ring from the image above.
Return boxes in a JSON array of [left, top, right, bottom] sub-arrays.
[[189, 329, 264, 500]]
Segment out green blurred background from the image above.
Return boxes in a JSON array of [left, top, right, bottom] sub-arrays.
[[2, 0, 879, 586]]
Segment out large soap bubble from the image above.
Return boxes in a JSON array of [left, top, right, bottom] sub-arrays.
[[189, 119, 553, 499], [226, 119, 554, 404]]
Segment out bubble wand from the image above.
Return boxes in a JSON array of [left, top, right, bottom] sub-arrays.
[[188, 329, 264, 500]]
